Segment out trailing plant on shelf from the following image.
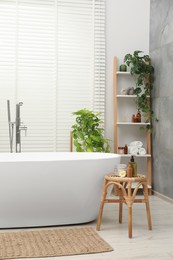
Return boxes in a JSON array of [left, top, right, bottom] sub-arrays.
[[124, 50, 156, 126], [71, 109, 110, 152]]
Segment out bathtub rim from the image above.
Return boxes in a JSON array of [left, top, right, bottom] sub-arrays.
[[0, 152, 121, 162]]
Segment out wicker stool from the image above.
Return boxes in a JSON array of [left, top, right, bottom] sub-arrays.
[[96, 174, 152, 238]]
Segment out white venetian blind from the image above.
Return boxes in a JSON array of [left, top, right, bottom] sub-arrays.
[[0, 0, 105, 152], [0, 0, 16, 152]]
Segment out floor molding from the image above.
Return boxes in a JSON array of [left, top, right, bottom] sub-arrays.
[[153, 190, 173, 205]]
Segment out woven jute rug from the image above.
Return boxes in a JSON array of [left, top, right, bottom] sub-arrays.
[[0, 227, 113, 259]]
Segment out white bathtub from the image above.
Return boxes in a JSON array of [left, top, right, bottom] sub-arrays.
[[0, 152, 120, 228]]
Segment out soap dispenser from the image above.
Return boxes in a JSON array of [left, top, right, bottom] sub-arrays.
[[128, 155, 137, 177]]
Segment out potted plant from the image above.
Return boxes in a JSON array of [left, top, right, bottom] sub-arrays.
[[124, 50, 155, 125], [71, 109, 110, 152]]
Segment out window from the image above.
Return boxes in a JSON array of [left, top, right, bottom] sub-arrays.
[[0, 0, 105, 152]]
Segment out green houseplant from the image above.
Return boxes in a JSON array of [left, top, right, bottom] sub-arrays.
[[71, 109, 110, 152], [124, 50, 155, 124]]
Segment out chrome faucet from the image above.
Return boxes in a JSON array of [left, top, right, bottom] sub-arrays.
[[7, 100, 27, 153]]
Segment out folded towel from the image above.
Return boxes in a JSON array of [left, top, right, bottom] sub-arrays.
[[130, 141, 143, 148], [138, 147, 146, 155], [129, 146, 138, 155]]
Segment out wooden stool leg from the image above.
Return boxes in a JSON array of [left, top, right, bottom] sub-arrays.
[[143, 183, 152, 230], [96, 179, 108, 231], [119, 188, 123, 224], [127, 181, 133, 238], [128, 206, 132, 238]]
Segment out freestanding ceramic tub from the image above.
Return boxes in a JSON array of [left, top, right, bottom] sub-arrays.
[[0, 152, 120, 228]]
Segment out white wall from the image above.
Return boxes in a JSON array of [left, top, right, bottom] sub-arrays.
[[105, 0, 150, 151]]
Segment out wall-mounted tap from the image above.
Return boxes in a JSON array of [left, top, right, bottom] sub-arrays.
[[7, 100, 27, 153]]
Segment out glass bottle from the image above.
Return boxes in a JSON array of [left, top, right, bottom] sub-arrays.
[[128, 155, 137, 177], [136, 110, 141, 122], [124, 144, 128, 154], [127, 164, 133, 177], [131, 114, 136, 123]]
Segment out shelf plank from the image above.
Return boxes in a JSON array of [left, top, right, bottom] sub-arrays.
[[116, 95, 150, 98], [118, 154, 151, 157], [109, 184, 151, 191], [117, 95, 136, 97], [131, 183, 152, 189], [117, 122, 150, 125], [116, 71, 130, 75]]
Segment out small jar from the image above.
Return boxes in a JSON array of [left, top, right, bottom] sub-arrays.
[[117, 164, 127, 177], [118, 147, 124, 154]]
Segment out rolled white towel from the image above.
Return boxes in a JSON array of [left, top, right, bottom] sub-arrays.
[[130, 141, 143, 148], [129, 146, 138, 155], [138, 147, 146, 155]]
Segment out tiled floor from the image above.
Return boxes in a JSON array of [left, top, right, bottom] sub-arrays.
[[2, 195, 173, 260]]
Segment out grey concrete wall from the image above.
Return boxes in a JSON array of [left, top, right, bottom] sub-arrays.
[[150, 0, 173, 199]]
